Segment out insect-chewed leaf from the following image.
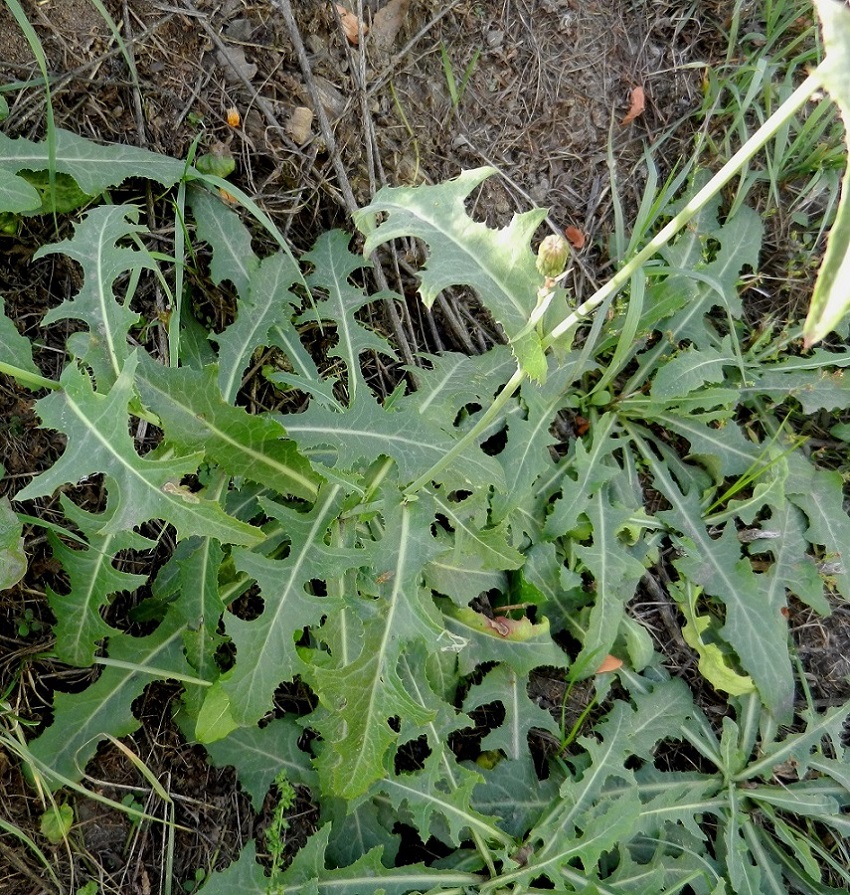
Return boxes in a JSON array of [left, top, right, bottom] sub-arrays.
[[355, 168, 549, 382], [14, 354, 263, 547]]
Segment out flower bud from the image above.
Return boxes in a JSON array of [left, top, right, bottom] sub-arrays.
[[536, 234, 569, 278]]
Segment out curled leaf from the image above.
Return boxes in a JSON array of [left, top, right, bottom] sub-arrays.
[[620, 85, 645, 126], [564, 225, 586, 249], [335, 3, 366, 45], [595, 654, 623, 674]]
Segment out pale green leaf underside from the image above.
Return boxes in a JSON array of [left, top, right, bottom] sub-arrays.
[[356, 167, 548, 381]]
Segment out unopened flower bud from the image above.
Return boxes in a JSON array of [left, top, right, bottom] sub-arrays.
[[536, 234, 569, 278]]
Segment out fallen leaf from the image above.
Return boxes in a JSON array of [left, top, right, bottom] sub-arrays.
[[564, 225, 586, 249], [595, 654, 623, 674], [371, 0, 410, 55], [335, 3, 366, 45], [620, 85, 645, 126], [286, 106, 314, 144]]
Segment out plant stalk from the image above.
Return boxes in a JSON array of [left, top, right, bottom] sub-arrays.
[[403, 365, 525, 496]]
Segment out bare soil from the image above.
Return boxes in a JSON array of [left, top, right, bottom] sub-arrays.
[[0, 1, 847, 893]]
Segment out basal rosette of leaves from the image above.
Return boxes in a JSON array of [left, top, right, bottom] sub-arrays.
[[2, 116, 850, 891]]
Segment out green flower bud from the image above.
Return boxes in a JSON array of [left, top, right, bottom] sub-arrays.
[[536, 234, 569, 278], [195, 146, 236, 179]]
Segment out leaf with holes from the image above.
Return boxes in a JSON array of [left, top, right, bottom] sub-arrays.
[[28, 608, 194, 786]]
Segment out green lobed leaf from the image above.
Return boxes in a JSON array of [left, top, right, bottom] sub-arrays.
[[152, 533, 226, 716], [740, 364, 850, 414], [321, 797, 402, 869], [544, 414, 621, 539], [187, 185, 259, 297], [750, 499, 830, 616], [36, 205, 154, 389], [199, 825, 481, 895], [214, 251, 302, 402], [430, 488, 524, 580], [572, 484, 647, 671], [14, 355, 263, 546], [645, 446, 795, 721], [650, 342, 734, 401], [468, 756, 559, 841], [464, 664, 561, 762], [403, 347, 517, 429], [0, 128, 189, 200], [355, 167, 549, 381], [650, 414, 761, 479], [28, 608, 194, 785], [301, 229, 399, 404], [134, 354, 320, 500], [370, 642, 510, 849], [47, 495, 154, 666], [222, 485, 363, 726], [307, 489, 444, 800], [282, 387, 506, 491], [785, 450, 850, 601], [512, 681, 693, 888], [491, 355, 584, 523], [205, 716, 317, 810]]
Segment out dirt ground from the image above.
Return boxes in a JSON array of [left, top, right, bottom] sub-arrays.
[[1, 1, 848, 892]]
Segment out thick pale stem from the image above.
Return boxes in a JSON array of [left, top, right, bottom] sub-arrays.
[[0, 362, 58, 391], [544, 71, 823, 349]]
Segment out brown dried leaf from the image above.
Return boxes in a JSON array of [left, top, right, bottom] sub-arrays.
[[595, 654, 623, 674], [335, 3, 366, 46], [371, 0, 410, 55], [564, 225, 586, 249], [620, 85, 645, 126]]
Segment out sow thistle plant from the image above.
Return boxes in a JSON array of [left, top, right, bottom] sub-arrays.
[[1, 1, 850, 892]]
